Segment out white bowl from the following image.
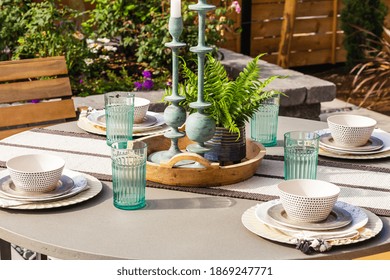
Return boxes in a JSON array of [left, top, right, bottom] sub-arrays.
[[134, 97, 150, 123], [327, 114, 376, 147], [6, 154, 65, 192], [278, 179, 340, 223]]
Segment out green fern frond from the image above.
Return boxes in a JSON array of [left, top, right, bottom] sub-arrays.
[[236, 55, 262, 89], [172, 53, 283, 132]]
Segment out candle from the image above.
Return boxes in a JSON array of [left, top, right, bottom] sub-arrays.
[[170, 0, 181, 18]]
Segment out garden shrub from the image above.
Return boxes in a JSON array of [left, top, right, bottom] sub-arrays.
[[0, 0, 240, 96], [340, 0, 388, 66], [0, 0, 32, 61], [13, 1, 88, 76], [83, 0, 240, 70]]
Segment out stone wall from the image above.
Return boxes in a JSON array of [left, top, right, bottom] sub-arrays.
[[220, 48, 336, 120]]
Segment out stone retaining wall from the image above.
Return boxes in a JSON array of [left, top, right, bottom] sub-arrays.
[[220, 49, 336, 120]]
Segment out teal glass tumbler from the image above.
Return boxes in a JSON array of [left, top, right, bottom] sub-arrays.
[[111, 141, 147, 210], [104, 91, 135, 146], [250, 96, 280, 147], [284, 131, 320, 180]]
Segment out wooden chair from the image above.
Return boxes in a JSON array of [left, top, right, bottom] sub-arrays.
[[0, 56, 77, 139]]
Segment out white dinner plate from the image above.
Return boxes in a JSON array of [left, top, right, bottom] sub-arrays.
[[77, 117, 106, 135], [78, 112, 170, 137], [267, 203, 352, 231], [242, 201, 382, 249], [320, 145, 387, 155], [320, 133, 384, 153], [316, 129, 390, 159], [86, 110, 165, 132], [0, 169, 102, 209], [133, 114, 157, 127], [0, 175, 75, 200], [132, 112, 166, 132], [255, 200, 368, 237]]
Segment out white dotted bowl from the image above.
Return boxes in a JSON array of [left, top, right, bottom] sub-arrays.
[[134, 97, 150, 123], [327, 114, 376, 147], [278, 179, 340, 223], [6, 154, 65, 192]]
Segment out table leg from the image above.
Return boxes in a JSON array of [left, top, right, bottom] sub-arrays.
[[36, 253, 48, 260], [0, 238, 11, 260]]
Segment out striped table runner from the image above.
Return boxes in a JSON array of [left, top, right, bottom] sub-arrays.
[[1, 127, 390, 216]]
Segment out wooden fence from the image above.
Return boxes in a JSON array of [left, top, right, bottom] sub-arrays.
[[219, 0, 390, 68], [246, 0, 346, 67], [43, 0, 390, 68]]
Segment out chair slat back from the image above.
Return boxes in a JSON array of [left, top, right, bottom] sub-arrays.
[[0, 56, 77, 139], [0, 56, 69, 82]]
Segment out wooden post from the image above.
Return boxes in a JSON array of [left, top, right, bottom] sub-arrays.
[[277, 0, 297, 68], [240, 0, 251, 55], [331, 0, 339, 64], [0, 239, 11, 260]]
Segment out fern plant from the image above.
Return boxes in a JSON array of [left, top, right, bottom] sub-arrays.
[[169, 53, 282, 135]]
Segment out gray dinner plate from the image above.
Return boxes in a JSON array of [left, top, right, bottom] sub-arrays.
[[267, 203, 353, 231], [0, 175, 75, 200], [320, 133, 384, 152]]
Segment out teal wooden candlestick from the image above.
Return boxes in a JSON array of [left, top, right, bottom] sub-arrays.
[[148, 16, 187, 164], [186, 0, 216, 155]]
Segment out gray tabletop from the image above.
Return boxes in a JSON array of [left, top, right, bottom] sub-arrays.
[[0, 116, 389, 260]]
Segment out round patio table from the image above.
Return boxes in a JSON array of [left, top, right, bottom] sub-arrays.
[[0, 116, 389, 260]]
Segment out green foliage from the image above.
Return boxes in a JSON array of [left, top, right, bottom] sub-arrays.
[[0, 0, 239, 96], [0, 0, 32, 60], [13, 1, 88, 77], [83, 0, 240, 70], [340, 0, 388, 66], [172, 54, 282, 135]]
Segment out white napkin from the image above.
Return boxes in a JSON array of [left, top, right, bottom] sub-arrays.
[[374, 128, 390, 151]]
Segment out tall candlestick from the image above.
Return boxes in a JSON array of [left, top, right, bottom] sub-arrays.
[[148, 5, 187, 164], [185, 0, 216, 155], [171, 0, 181, 18]]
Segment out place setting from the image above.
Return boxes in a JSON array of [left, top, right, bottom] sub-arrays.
[[316, 114, 390, 159], [0, 154, 102, 210], [241, 179, 383, 254], [77, 95, 170, 137]]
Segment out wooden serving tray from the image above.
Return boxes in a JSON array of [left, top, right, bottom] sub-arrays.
[[142, 134, 266, 187]]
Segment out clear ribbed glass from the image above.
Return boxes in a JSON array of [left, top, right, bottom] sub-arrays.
[[111, 141, 147, 210], [284, 131, 319, 180], [104, 91, 135, 146], [250, 96, 279, 147]]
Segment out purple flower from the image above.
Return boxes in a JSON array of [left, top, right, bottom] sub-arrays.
[[142, 70, 152, 79], [231, 1, 241, 13], [134, 81, 143, 90], [142, 79, 154, 90]]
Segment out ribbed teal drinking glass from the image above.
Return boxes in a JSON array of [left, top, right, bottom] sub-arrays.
[[284, 131, 320, 180], [104, 91, 135, 146], [111, 141, 147, 210], [250, 96, 280, 147]]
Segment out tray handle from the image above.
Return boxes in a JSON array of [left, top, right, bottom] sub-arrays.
[[159, 152, 218, 169]]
